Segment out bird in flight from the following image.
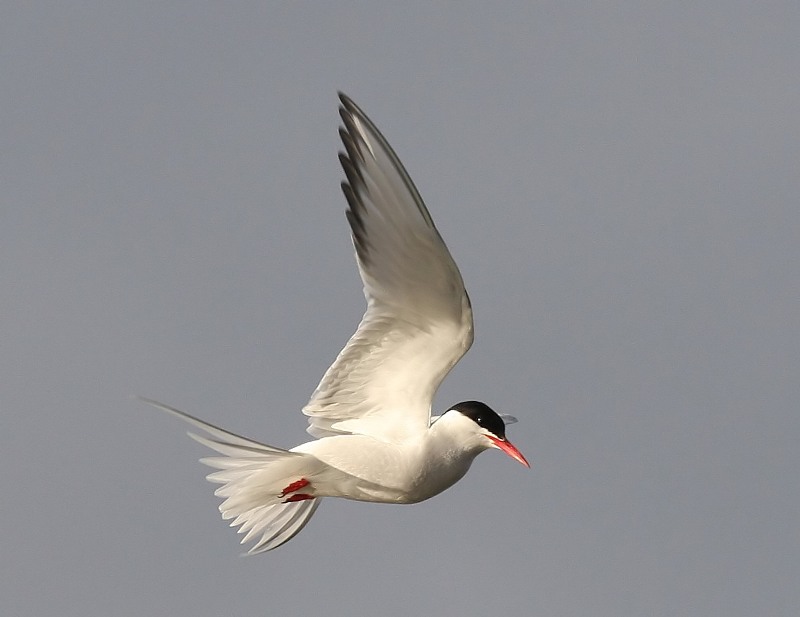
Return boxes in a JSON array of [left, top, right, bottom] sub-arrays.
[[143, 93, 529, 553]]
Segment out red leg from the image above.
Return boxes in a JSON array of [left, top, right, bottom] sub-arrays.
[[279, 478, 310, 498], [283, 493, 314, 503]]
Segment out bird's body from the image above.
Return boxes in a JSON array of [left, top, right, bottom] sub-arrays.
[[144, 93, 528, 553], [292, 409, 496, 504]]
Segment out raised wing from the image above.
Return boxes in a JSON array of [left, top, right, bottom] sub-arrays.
[[302, 94, 474, 443]]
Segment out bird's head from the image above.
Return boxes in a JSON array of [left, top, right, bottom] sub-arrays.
[[442, 401, 530, 467]]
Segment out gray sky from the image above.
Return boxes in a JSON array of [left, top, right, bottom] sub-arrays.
[[2, 3, 798, 616]]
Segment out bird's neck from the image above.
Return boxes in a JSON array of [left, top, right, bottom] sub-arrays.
[[424, 416, 484, 465]]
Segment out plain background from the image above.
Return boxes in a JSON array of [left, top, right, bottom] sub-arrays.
[[2, 3, 798, 616]]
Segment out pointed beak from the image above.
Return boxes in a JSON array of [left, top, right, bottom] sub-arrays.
[[486, 435, 530, 468]]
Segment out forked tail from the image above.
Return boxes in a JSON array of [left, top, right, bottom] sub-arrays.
[[139, 398, 322, 553]]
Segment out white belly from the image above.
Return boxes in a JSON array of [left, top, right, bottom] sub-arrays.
[[292, 434, 477, 504]]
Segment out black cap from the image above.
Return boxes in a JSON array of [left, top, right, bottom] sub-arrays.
[[451, 401, 506, 440]]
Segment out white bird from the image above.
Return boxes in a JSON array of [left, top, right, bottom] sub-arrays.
[[143, 93, 529, 554]]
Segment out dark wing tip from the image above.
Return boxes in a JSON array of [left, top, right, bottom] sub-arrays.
[[337, 93, 373, 265], [337, 93, 376, 153], [336, 91, 439, 254], [338, 91, 357, 113]]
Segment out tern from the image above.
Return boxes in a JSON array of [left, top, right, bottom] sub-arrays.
[[143, 93, 529, 553]]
